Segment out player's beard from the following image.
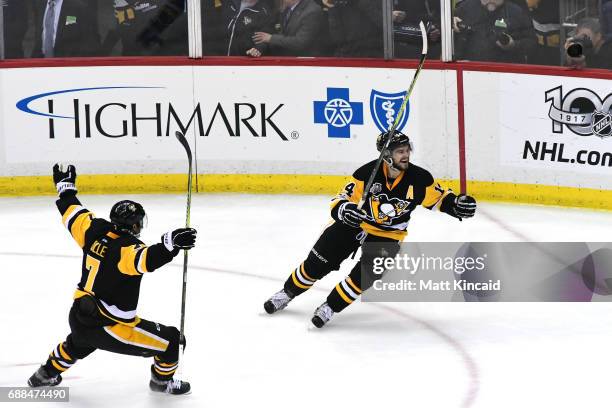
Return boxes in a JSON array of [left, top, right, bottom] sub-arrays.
[[392, 158, 410, 171]]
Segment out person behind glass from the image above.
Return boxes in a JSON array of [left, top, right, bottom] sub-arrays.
[[226, 0, 274, 57], [107, 0, 187, 56], [33, 0, 101, 58], [315, 0, 383, 58], [251, 0, 328, 56], [203, 0, 231, 55], [453, 0, 536, 64], [3, 0, 29, 58], [565, 18, 612, 70], [393, 0, 441, 59], [601, 0, 612, 42], [522, 0, 560, 65]]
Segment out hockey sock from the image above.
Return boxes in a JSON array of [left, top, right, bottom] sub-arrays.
[[284, 262, 318, 296], [44, 342, 77, 376], [152, 356, 178, 380], [327, 276, 362, 313]]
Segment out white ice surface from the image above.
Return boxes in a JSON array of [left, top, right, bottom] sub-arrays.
[[1, 194, 612, 408]]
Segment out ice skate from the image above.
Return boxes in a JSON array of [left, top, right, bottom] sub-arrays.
[[27, 366, 62, 387], [149, 367, 191, 395], [264, 288, 294, 314], [311, 302, 334, 328]]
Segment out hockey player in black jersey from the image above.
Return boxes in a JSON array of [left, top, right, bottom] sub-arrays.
[[264, 130, 476, 328], [27, 164, 197, 394]]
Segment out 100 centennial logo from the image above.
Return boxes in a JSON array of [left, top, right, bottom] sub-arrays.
[[545, 86, 612, 138]]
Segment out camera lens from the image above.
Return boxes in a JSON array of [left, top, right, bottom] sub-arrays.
[[567, 42, 583, 58]]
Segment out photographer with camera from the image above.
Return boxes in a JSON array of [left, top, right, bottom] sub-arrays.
[[565, 18, 612, 70], [453, 0, 536, 64], [315, 0, 383, 58]]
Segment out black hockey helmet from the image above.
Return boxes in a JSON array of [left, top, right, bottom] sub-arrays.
[[377, 129, 413, 153], [110, 200, 147, 237]]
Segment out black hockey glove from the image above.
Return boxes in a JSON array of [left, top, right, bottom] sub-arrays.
[[440, 193, 477, 220], [453, 194, 476, 219], [53, 163, 77, 196], [338, 202, 366, 229], [162, 228, 197, 251]]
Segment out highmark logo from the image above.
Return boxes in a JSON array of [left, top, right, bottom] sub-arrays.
[[313, 87, 410, 138], [16, 86, 289, 140]]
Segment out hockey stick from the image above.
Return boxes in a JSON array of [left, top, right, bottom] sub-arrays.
[[175, 131, 193, 360], [357, 21, 429, 211]]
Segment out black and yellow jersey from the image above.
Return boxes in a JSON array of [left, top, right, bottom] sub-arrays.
[[57, 194, 178, 326], [331, 160, 454, 240]]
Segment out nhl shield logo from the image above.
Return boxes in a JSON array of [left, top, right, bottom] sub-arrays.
[[370, 90, 410, 133], [370, 182, 382, 195], [592, 111, 612, 138]]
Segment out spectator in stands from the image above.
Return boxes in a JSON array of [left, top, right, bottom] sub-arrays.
[[523, 0, 561, 66], [225, 0, 275, 56], [453, 0, 536, 64], [393, 0, 441, 59], [203, 0, 231, 56], [315, 0, 383, 58], [602, 0, 612, 41], [3, 0, 29, 59], [104, 0, 187, 56], [565, 18, 612, 70], [251, 0, 328, 56], [33, 0, 100, 58]]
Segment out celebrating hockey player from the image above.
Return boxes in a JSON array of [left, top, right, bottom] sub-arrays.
[[264, 130, 477, 328], [27, 164, 197, 394]]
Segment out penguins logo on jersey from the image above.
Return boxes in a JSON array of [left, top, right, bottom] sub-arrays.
[[368, 194, 410, 225]]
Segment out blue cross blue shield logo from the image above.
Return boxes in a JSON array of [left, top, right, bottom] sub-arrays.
[[370, 90, 410, 133], [314, 88, 364, 138]]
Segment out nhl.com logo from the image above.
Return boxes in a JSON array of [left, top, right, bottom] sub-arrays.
[[545, 86, 612, 138]]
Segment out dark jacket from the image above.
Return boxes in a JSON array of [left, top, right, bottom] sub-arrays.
[[109, 0, 187, 56], [455, 0, 536, 64], [602, 0, 612, 41], [589, 40, 612, 69], [393, 0, 439, 25], [33, 0, 101, 57], [226, 0, 274, 56], [268, 0, 328, 56], [3, 0, 29, 58], [326, 0, 383, 58]]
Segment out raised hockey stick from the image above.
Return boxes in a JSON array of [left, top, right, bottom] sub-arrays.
[[175, 131, 193, 359], [357, 21, 429, 211]]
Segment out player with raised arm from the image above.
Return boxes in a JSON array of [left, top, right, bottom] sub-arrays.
[[27, 164, 197, 394], [264, 130, 477, 328]]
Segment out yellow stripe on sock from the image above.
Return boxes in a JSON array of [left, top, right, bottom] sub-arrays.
[[59, 343, 71, 361], [51, 360, 68, 372], [335, 283, 354, 305], [155, 360, 178, 368], [300, 263, 315, 282], [154, 366, 177, 377], [346, 277, 362, 294], [291, 270, 311, 289]]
